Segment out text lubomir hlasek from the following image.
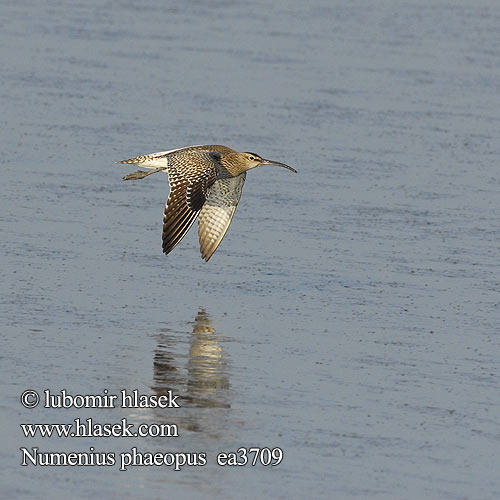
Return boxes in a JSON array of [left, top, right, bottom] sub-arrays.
[[43, 389, 179, 409]]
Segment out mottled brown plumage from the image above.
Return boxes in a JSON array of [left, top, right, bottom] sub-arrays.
[[119, 144, 297, 261]]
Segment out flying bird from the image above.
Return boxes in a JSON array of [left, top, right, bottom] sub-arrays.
[[119, 144, 297, 261]]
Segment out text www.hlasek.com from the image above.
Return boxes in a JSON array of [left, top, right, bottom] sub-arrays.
[[21, 418, 178, 438]]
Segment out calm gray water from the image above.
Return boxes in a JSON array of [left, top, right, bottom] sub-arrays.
[[1, 0, 499, 498]]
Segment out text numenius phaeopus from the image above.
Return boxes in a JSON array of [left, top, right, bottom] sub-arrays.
[[119, 145, 297, 261]]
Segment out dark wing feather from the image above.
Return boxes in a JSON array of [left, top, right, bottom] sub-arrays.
[[161, 150, 221, 255], [162, 169, 200, 255], [186, 164, 218, 211]]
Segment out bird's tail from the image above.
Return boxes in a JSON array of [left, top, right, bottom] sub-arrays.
[[117, 155, 148, 165], [117, 152, 170, 170]]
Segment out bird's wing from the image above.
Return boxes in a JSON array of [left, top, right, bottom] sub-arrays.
[[185, 165, 219, 211], [162, 168, 200, 255], [198, 174, 246, 261], [162, 150, 221, 255]]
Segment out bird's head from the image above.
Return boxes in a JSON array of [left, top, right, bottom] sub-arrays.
[[221, 151, 297, 175]]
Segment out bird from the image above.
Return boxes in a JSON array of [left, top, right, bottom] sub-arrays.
[[119, 144, 297, 261]]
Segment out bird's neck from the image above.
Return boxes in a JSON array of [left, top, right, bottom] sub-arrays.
[[220, 153, 248, 176]]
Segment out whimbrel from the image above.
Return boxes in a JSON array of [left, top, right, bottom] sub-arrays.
[[119, 145, 297, 261]]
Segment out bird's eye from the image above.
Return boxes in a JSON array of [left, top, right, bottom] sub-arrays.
[[249, 156, 255, 160]]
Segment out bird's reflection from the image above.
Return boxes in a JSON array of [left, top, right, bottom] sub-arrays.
[[186, 310, 230, 400], [151, 309, 232, 435]]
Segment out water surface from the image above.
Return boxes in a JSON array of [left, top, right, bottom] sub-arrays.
[[1, 1, 500, 498]]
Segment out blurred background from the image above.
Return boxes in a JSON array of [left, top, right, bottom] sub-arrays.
[[1, 0, 499, 498]]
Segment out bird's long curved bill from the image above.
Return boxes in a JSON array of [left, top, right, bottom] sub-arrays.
[[261, 159, 297, 173]]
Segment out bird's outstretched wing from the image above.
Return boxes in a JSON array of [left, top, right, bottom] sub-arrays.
[[198, 174, 246, 261], [162, 168, 200, 255], [162, 149, 222, 255]]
